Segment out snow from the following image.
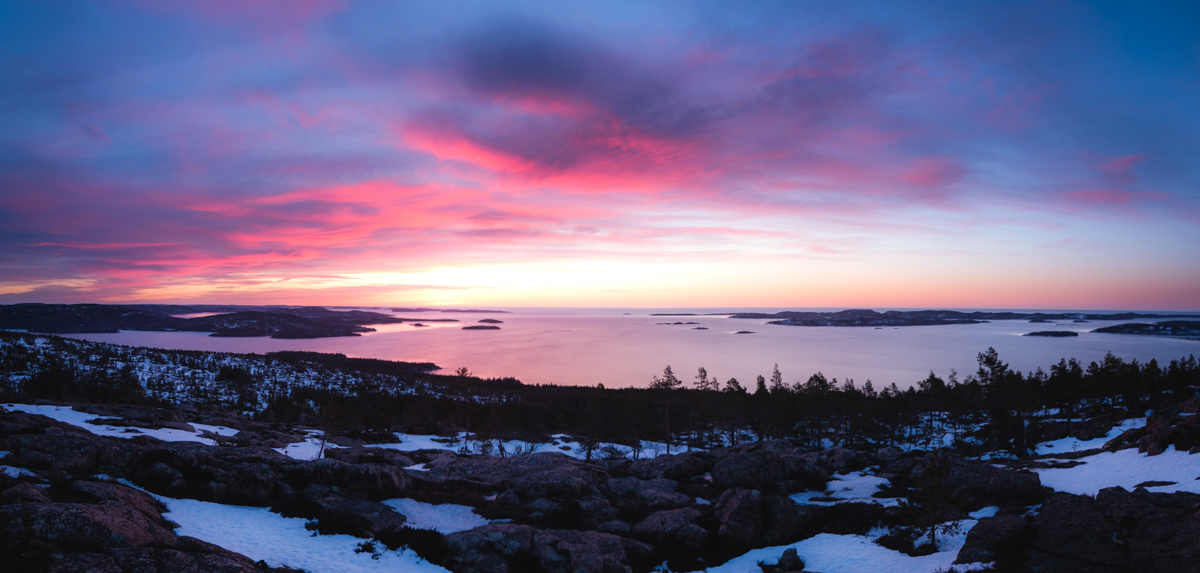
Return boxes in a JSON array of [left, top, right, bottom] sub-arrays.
[[1034, 418, 1143, 455], [381, 498, 488, 533], [365, 432, 687, 460], [1034, 445, 1200, 495], [790, 471, 902, 507], [694, 517, 991, 573], [969, 506, 999, 519], [274, 432, 344, 461], [156, 494, 449, 573], [3, 403, 219, 445], [1, 465, 35, 478]]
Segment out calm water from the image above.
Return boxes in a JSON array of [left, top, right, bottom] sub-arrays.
[[58, 308, 1200, 390]]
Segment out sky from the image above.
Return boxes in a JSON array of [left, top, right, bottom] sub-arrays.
[[1, 0, 1198, 310]]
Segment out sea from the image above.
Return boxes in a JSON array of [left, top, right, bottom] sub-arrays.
[[56, 308, 1200, 390]]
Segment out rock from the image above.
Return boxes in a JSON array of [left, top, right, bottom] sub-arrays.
[[674, 523, 709, 551], [1015, 488, 1200, 573], [1023, 492, 1129, 572], [713, 488, 808, 550], [885, 457, 919, 476], [417, 453, 604, 500], [596, 519, 631, 535], [602, 477, 692, 513], [954, 513, 1027, 564], [444, 524, 647, 573], [875, 446, 903, 464], [800, 446, 867, 474], [496, 488, 521, 507], [776, 548, 805, 572], [1093, 487, 1200, 572], [911, 453, 1044, 504], [2, 481, 50, 503], [630, 507, 702, 543], [710, 443, 827, 493], [628, 452, 715, 481], [0, 499, 178, 550], [714, 488, 763, 548], [712, 449, 786, 491], [291, 484, 407, 537]]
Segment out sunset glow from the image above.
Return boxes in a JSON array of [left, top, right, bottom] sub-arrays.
[[2, 1, 1198, 309]]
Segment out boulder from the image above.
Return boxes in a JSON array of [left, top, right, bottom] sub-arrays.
[[1008, 488, 1200, 573], [910, 453, 1044, 504], [711, 449, 786, 491], [417, 453, 604, 500], [292, 484, 407, 537], [710, 444, 826, 493], [954, 513, 1027, 565], [628, 452, 715, 481], [0, 500, 178, 550], [602, 477, 692, 513], [444, 524, 650, 573], [630, 507, 702, 543], [713, 488, 808, 550]]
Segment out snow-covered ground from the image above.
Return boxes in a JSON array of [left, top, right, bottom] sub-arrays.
[[381, 498, 488, 533], [1035, 445, 1200, 495], [365, 432, 690, 460], [156, 494, 449, 573], [2, 465, 35, 478], [692, 509, 998, 573], [790, 470, 902, 507], [2, 403, 238, 445], [274, 430, 347, 461], [1034, 417, 1143, 455]]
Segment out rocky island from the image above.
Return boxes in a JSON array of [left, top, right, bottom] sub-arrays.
[[0, 304, 411, 339], [1025, 331, 1079, 337], [1093, 321, 1200, 340], [727, 309, 1197, 327]]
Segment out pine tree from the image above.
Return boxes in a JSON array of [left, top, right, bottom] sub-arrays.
[[769, 364, 786, 394]]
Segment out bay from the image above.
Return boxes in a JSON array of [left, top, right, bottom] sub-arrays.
[[57, 308, 1199, 390]]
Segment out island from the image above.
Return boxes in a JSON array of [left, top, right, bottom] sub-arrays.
[[462, 325, 501, 330], [477, 319, 504, 324], [392, 308, 510, 314], [1093, 321, 1200, 339], [727, 309, 1198, 327], [1025, 331, 1079, 337], [0, 303, 407, 339]]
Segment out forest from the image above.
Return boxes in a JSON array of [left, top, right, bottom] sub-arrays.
[[2, 330, 1198, 458]]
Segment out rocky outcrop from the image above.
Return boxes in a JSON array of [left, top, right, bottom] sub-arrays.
[[956, 487, 1200, 572], [630, 507, 702, 546], [1103, 403, 1200, 456], [628, 452, 714, 481], [416, 452, 605, 499], [0, 478, 295, 573], [909, 452, 1045, 504], [953, 513, 1028, 565], [602, 477, 692, 513], [443, 524, 652, 573], [709, 443, 827, 493], [286, 484, 408, 537], [713, 488, 809, 550]]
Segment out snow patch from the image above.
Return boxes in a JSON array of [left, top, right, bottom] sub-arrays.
[[4, 404, 218, 445], [157, 495, 449, 573], [694, 517, 990, 573], [381, 498, 488, 533], [1035, 445, 1200, 495], [790, 471, 901, 507], [1034, 418, 1143, 455], [1, 465, 35, 478]]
